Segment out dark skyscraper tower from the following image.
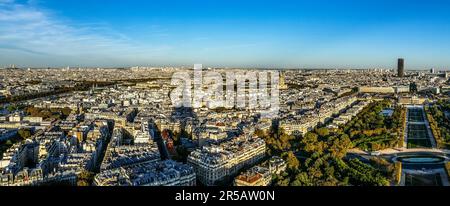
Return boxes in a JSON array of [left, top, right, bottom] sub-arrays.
[[398, 58, 405, 77]]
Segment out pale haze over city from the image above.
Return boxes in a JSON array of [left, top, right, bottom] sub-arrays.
[[1, 0, 450, 203], [1, 0, 450, 69]]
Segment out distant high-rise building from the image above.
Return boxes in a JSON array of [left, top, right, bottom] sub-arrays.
[[398, 58, 404, 77], [430, 68, 435, 74], [409, 82, 418, 94]]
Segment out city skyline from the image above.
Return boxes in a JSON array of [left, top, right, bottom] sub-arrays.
[[1, 0, 450, 69], [1, 67, 449, 188]]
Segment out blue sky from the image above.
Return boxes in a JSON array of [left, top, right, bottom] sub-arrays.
[[1, 0, 450, 69]]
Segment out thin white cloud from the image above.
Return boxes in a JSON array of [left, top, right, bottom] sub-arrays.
[[0, 0, 172, 66]]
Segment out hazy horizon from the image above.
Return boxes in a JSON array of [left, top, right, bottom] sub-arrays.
[[2, 65, 449, 71], [2, 0, 450, 69]]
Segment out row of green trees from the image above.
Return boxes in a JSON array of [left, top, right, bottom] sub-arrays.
[[342, 100, 402, 151], [334, 158, 390, 186], [427, 100, 450, 149], [25, 106, 72, 120], [0, 128, 33, 159], [255, 126, 299, 156], [0, 104, 27, 113], [256, 125, 391, 186], [0, 81, 116, 104]]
